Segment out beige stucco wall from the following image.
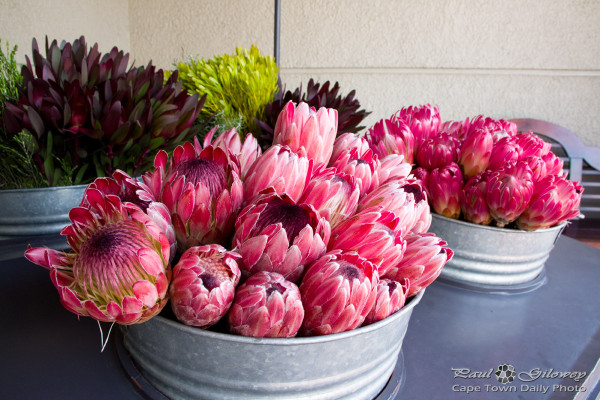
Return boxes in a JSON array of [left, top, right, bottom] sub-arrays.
[[1, 0, 598, 147], [0, 0, 130, 62]]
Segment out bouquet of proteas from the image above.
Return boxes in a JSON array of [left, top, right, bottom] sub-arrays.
[[25, 101, 454, 338], [366, 105, 584, 231]]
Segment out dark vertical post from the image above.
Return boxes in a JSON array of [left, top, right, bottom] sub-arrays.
[[274, 0, 281, 67]]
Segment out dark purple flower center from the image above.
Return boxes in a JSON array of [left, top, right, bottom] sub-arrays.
[[255, 199, 311, 243], [119, 185, 150, 212], [402, 183, 425, 203], [174, 158, 227, 197], [353, 158, 368, 165], [338, 262, 363, 281], [387, 281, 398, 295], [200, 273, 219, 291], [266, 282, 286, 296]]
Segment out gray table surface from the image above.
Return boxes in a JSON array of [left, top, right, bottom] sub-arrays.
[[1, 234, 598, 400]]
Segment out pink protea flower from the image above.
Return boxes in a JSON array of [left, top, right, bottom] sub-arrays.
[[382, 232, 453, 296], [365, 116, 415, 164], [298, 166, 360, 229], [426, 163, 464, 219], [300, 251, 378, 336], [439, 119, 466, 139], [233, 190, 330, 283], [415, 133, 461, 171], [169, 245, 241, 328], [460, 172, 492, 225], [460, 128, 493, 179], [328, 208, 406, 277], [522, 155, 548, 183], [243, 144, 312, 204], [146, 141, 244, 251], [376, 154, 412, 185], [396, 104, 441, 151], [82, 170, 177, 261], [273, 101, 338, 168], [203, 127, 262, 179], [25, 189, 171, 324], [331, 147, 380, 196], [515, 174, 582, 231], [329, 132, 371, 167], [542, 151, 565, 176], [515, 131, 551, 159], [486, 160, 534, 227], [357, 177, 429, 234], [228, 271, 304, 338], [467, 115, 516, 142], [364, 278, 410, 325], [488, 136, 521, 171]]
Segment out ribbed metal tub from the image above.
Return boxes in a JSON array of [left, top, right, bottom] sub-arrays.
[[0, 185, 86, 239], [429, 214, 565, 290], [121, 290, 424, 400]]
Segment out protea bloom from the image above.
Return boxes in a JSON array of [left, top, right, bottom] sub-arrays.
[[522, 155, 548, 183], [273, 101, 338, 168], [328, 208, 406, 277], [460, 128, 493, 179], [516, 175, 583, 231], [25, 189, 171, 324], [357, 177, 429, 234], [515, 131, 551, 159], [415, 133, 461, 171], [329, 132, 370, 167], [488, 136, 521, 171], [82, 170, 176, 261], [364, 278, 410, 325], [396, 104, 441, 151], [300, 251, 378, 336], [426, 163, 464, 219], [233, 190, 330, 283], [203, 127, 262, 179], [376, 154, 412, 186], [330, 147, 380, 196], [169, 245, 241, 328], [228, 271, 304, 338], [460, 172, 493, 225], [542, 151, 564, 176], [298, 166, 360, 229], [365, 116, 415, 164], [467, 115, 517, 142], [382, 232, 453, 296], [145, 141, 243, 251], [439, 119, 466, 139], [243, 144, 312, 204], [486, 160, 534, 227]]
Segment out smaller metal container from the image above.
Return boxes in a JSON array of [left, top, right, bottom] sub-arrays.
[[429, 214, 565, 292], [0, 185, 86, 239], [121, 290, 424, 400]]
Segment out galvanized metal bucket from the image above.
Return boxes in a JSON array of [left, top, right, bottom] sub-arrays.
[[0, 185, 86, 239], [121, 290, 424, 400], [429, 214, 565, 291]]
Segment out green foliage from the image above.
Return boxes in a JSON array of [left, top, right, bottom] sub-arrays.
[[171, 45, 278, 135]]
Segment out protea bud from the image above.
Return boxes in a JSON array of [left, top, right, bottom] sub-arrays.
[[439, 119, 467, 139], [488, 136, 521, 171], [376, 154, 412, 185], [273, 101, 338, 168], [298, 166, 360, 229], [467, 115, 516, 142], [331, 147, 380, 196], [25, 190, 171, 324], [460, 172, 492, 225], [148, 141, 243, 251], [460, 128, 493, 179], [382, 232, 453, 296], [83, 170, 177, 261], [486, 161, 534, 227], [416, 133, 461, 171], [426, 163, 463, 219], [542, 151, 564, 176], [203, 127, 262, 179], [515, 131, 551, 159], [169, 245, 241, 327], [233, 190, 330, 282], [328, 208, 406, 277], [228, 271, 304, 338], [329, 132, 370, 167], [396, 104, 441, 151], [300, 251, 378, 335], [363, 278, 410, 325], [243, 144, 312, 204], [523, 155, 548, 183], [365, 116, 415, 164]]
